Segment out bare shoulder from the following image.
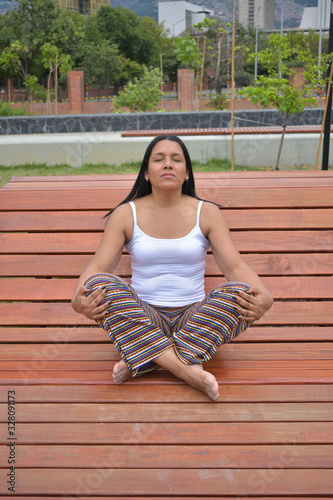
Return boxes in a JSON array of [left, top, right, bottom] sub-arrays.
[[104, 203, 134, 242], [200, 201, 228, 237]]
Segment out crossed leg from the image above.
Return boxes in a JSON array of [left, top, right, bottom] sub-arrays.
[[85, 274, 251, 402], [113, 347, 219, 401]]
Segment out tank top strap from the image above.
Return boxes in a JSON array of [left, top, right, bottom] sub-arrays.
[[196, 200, 204, 226], [129, 201, 137, 225]]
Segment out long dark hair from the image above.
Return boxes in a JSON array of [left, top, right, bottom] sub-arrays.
[[105, 135, 200, 217]]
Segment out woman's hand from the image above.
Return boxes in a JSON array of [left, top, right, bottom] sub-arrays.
[[71, 285, 109, 321], [235, 286, 273, 322]]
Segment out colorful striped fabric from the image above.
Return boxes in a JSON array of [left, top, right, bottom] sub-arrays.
[[85, 274, 252, 377]]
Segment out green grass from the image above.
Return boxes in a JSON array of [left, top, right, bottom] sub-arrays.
[[0, 159, 313, 188]]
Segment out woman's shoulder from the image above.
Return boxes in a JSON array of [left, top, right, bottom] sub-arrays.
[[105, 202, 134, 230], [110, 202, 133, 218], [104, 202, 134, 242], [200, 200, 225, 235], [201, 200, 221, 217]]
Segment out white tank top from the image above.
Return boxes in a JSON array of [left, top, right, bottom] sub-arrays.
[[125, 200, 210, 306]]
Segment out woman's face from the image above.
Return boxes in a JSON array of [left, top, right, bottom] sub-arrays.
[[146, 140, 189, 190]]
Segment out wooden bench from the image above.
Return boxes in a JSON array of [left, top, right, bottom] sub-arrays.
[[0, 170, 332, 497], [121, 125, 333, 137]]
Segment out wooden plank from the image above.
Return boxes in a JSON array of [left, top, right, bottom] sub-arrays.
[[1, 230, 332, 253], [2, 368, 333, 385], [0, 211, 107, 231], [0, 254, 131, 277], [2, 359, 332, 372], [6, 171, 333, 183], [1, 253, 332, 277], [1, 326, 332, 343], [206, 276, 333, 298], [0, 468, 332, 495], [3, 171, 333, 189], [223, 208, 333, 230], [0, 301, 331, 326], [3, 343, 333, 362], [1, 384, 332, 403], [9, 497, 333, 500], [2, 208, 332, 231], [1, 276, 332, 300], [1, 421, 332, 444], [5, 175, 333, 189], [1, 402, 332, 422], [1, 444, 331, 468], [1, 187, 333, 209]]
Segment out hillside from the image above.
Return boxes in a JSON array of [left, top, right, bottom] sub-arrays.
[[110, 0, 317, 27], [0, 0, 18, 15], [0, 0, 319, 28]]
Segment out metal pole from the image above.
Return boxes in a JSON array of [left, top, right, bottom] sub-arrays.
[[319, 0, 324, 66], [322, 0, 333, 170], [231, 0, 236, 171], [279, 0, 284, 78], [255, 6, 261, 80], [227, 27, 230, 87]]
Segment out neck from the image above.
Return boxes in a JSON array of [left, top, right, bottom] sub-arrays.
[[149, 188, 184, 208]]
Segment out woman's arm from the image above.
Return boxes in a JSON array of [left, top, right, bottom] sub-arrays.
[[201, 202, 273, 321], [71, 203, 132, 320]]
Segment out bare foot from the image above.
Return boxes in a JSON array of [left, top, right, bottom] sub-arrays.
[[155, 348, 219, 401], [112, 360, 131, 384], [184, 364, 219, 401]]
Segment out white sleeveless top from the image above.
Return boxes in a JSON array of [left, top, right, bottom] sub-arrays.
[[125, 200, 210, 306]]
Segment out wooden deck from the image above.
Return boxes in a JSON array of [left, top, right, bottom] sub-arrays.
[[0, 170, 332, 497]]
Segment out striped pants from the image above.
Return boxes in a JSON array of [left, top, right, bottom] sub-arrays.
[[85, 274, 252, 377]]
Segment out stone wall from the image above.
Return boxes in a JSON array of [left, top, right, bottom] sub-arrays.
[[0, 108, 327, 135]]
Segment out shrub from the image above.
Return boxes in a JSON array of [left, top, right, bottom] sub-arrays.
[[112, 66, 163, 112], [234, 71, 255, 87], [0, 101, 28, 116], [33, 84, 54, 102], [207, 92, 228, 110]]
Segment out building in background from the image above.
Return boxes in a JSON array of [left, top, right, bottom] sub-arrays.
[[300, 0, 330, 29], [158, 1, 214, 37], [238, 0, 275, 30], [58, 0, 109, 14]]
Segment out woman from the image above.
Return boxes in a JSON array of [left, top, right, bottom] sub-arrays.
[[71, 135, 273, 401]]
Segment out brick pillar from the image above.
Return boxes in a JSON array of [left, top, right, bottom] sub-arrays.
[[67, 71, 84, 114], [290, 67, 305, 91], [177, 69, 195, 111]]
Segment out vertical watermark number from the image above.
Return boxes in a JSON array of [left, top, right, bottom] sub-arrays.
[[7, 390, 16, 493]]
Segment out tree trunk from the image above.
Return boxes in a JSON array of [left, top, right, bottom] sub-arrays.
[[56, 68, 62, 103], [276, 113, 289, 170], [215, 36, 222, 94], [47, 62, 53, 115]]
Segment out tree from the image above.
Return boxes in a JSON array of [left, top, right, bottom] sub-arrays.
[[2, 0, 83, 96], [174, 18, 230, 100], [0, 41, 29, 79], [241, 34, 333, 169], [80, 40, 123, 99], [175, 33, 202, 105], [112, 66, 163, 112], [78, 41, 123, 99], [53, 10, 84, 64], [0, 41, 31, 99], [115, 56, 144, 92], [41, 43, 72, 111], [23, 74, 38, 101], [4, 0, 62, 54], [95, 6, 159, 65]]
